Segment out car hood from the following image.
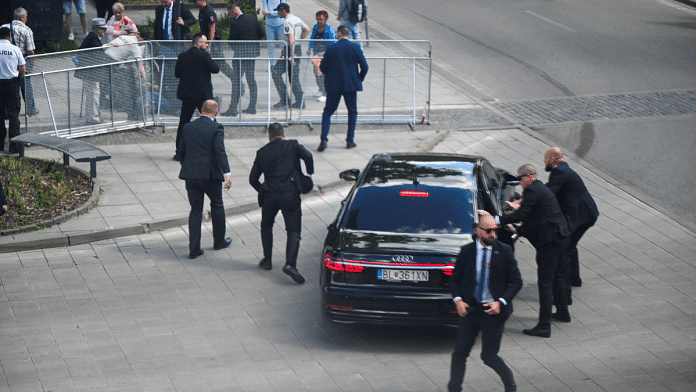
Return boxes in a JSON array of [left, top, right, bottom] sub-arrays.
[[339, 230, 472, 255]]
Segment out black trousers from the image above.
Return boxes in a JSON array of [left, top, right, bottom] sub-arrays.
[[564, 217, 597, 288], [0, 82, 21, 152], [185, 178, 226, 254], [448, 304, 515, 392], [260, 191, 302, 265], [230, 59, 257, 111], [176, 98, 205, 154], [536, 236, 570, 328]]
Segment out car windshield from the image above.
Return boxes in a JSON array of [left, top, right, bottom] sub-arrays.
[[342, 158, 476, 234]]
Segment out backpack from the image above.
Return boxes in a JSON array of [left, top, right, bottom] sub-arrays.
[[348, 0, 366, 24]]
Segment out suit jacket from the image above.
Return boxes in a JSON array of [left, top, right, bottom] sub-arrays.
[[175, 46, 220, 100], [178, 116, 230, 181], [450, 240, 522, 321], [320, 38, 368, 92], [499, 179, 571, 249], [249, 139, 314, 194], [154, 0, 196, 40], [546, 162, 599, 227], [228, 13, 265, 57]]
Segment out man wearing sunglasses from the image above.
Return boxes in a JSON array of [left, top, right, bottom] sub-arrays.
[[480, 163, 571, 338], [448, 215, 522, 392]]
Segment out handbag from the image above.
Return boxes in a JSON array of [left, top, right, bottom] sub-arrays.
[[293, 140, 313, 194]]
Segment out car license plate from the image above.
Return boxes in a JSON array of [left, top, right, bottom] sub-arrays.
[[377, 269, 429, 282]]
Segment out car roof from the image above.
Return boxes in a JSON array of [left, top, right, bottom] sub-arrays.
[[359, 153, 482, 188]]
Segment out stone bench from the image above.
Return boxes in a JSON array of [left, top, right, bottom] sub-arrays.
[[11, 134, 111, 178]]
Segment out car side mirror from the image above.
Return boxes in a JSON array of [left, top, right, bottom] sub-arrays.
[[339, 169, 360, 182]]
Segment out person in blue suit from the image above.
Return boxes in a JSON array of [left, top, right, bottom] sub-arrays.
[[447, 214, 522, 392], [317, 24, 368, 152]]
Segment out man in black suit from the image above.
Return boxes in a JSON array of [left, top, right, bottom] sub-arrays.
[[178, 100, 232, 259], [448, 215, 522, 392], [223, 5, 265, 116], [173, 33, 219, 161], [154, 0, 196, 40], [489, 163, 571, 338], [545, 147, 599, 294], [249, 123, 314, 284]]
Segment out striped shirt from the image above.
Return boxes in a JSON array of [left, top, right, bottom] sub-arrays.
[[1, 20, 35, 56]]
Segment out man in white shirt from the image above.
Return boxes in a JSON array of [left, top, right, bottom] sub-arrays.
[[271, 3, 310, 110], [2, 7, 36, 116], [0, 26, 26, 154]]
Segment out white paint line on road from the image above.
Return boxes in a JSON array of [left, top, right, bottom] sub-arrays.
[[525, 11, 578, 33], [654, 0, 696, 15]]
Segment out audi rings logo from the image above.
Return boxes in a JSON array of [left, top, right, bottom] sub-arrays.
[[391, 255, 414, 262]]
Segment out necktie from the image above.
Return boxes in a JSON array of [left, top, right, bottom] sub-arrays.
[[476, 248, 490, 303], [164, 8, 170, 40]]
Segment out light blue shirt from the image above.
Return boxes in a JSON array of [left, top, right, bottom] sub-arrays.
[[163, 3, 174, 40], [263, 0, 284, 27], [475, 241, 495, 304]]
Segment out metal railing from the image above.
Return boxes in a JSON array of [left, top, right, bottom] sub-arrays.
[[22, 39, 431, 138], [24, 41, 158, 138]]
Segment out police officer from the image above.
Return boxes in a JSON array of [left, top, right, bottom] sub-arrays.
[[0, 26, 26, 154], [191, 0, 235, 82]]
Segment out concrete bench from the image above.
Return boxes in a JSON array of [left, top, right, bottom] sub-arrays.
[[11, 134, 111, 178]]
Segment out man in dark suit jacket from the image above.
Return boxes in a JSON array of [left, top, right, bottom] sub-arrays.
[[222, 5, 265, 117], [492, 163, 571, 338], [249, 123, 314, 284], [178, 100, 232, 259], [545, 147, 599, 293], [173, 33, 219, 161], [448, 215, 522, 392], [317, 24, 368, 152], [153, 0, 196, 40]]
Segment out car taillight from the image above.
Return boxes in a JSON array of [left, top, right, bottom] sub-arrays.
[[324, 254, 365, 272], [442, 264, 455, 276]]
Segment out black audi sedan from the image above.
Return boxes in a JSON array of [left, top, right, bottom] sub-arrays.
[[320, 153, 519, 325]]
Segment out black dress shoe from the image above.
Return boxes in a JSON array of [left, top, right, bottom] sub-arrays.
[[189, 249, 204, 259], [317, 142, 327, 152], [571, 278, 582, 287], [282, 264, 305, 284], [291, 101, 305, 109], [213, 238, 232, 250], [242, 107, 256, 114], [523, 325, 551, 338], [552, 312, 571, 322], [259, 258, 272, 270], [273, 101, 287, 109], [222, 108, 238, 117], [346, 141, 357, 149]]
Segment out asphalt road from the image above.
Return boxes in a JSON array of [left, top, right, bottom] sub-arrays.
[[316, 0, 696, 230]]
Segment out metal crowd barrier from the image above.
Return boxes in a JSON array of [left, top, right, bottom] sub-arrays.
[[24, 41, 158, 138], [292, 39, 432, 129], [21, 39, 431, 138]]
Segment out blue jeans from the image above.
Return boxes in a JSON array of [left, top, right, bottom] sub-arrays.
[[266, 23, 284, 65], [340, 21, 363, 49], [321, 91, 357, 143]]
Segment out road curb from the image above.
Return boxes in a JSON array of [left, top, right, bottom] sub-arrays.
[[0, 131, 443, 253]]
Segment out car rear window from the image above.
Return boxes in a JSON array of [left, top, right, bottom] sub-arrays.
[[342, 160, 476, 234]]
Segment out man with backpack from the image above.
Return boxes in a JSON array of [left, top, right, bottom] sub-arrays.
[[337, 0, 367, 49]]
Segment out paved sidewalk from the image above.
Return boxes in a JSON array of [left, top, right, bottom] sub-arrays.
[[1, 128, 695, 392]]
